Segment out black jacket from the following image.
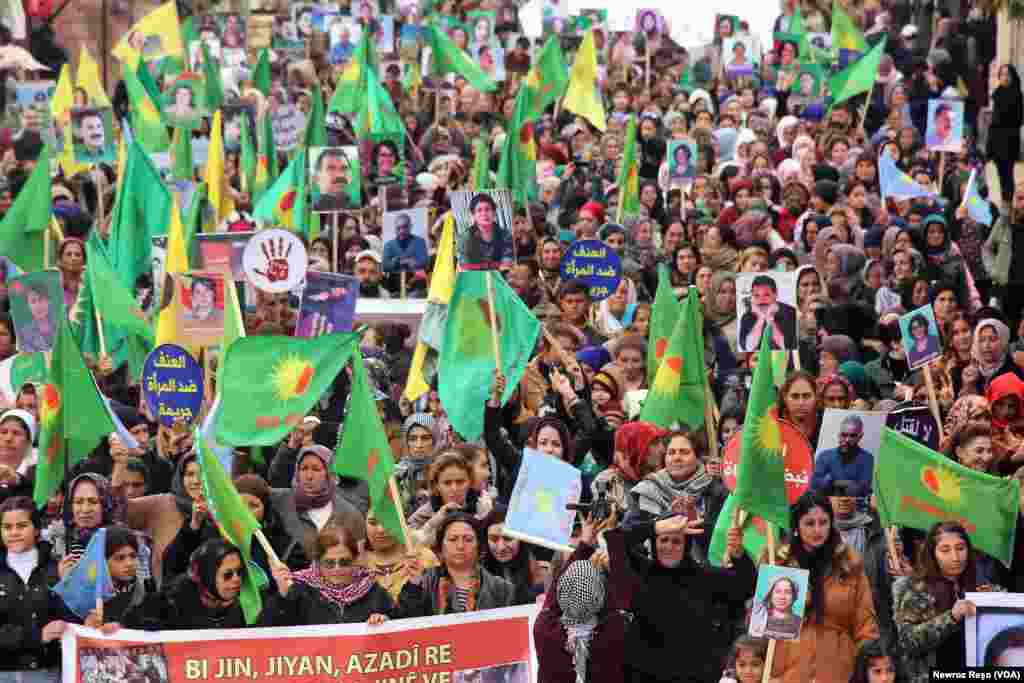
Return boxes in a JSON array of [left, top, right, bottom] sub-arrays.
[[262, 581, 394, 626], [0, 543, 64, 671], [609, 523, 756, 683], [122, 575, 273, 631]]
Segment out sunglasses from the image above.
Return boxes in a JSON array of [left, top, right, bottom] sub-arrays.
[[320, 558, 355, 569]]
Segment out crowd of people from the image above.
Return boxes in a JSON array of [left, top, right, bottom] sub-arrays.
[[0, 0, 1024, 681]]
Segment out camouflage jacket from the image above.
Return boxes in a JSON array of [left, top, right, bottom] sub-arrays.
[[892, 577, 961, 683]]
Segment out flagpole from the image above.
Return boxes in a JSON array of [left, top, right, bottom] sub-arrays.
[[484, 271, 503, 372], [388, 476, 416, 551], [857, 81, 875, 139], [95, 310, 107, 359], [921, 359, 942, 430], [722, 506, 748, 569], [761, 521, 778, 683]]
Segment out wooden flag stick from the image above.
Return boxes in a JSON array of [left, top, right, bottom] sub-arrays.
[[723, 506, 748, 569], [95, 310, 107, 358], [760, 524, 778, 683], [886, 525, 901, 571], [485, 271, 502, 372], [254, 528, 282, 567], [542, 326, 581, 376], [388, 476, 416, 551], [922, 360, 942, 430]]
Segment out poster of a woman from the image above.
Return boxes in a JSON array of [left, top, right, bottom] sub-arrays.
[[748, 566, 808, 641], [9, 270, 63, 353]]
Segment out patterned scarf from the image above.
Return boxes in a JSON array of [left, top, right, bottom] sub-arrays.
[[293, 563, 377, 609], [557, 560, 607, 683], [436, 570, 480, 614], [636, 464, 714, 512]]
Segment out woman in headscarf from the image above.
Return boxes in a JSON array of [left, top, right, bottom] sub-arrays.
[[705, 272, 739, 354], [398, 513, 515, 617], [263, 525, 394, 626], [624, 217, 660, 275], [481, 505, 543, 605], [773, 116, 799, 165], [120, 538, 271, 630], [56, 237, 86, 312], [959, 318, 1019, 396], [535, 516, 627, 683], [591, 422, 668, 512], [700, 225, 739, 274], [988, 65, 1023, 205], [626, 428, 727, 566], [269, 445, 366, 566], [984, 372, 1024, 472], [825, 244, 869, 303], [591, 277, 638, 338], [0, 409, 37, 503], [394, 412, 441, 507], [61, 473, 121, 575]]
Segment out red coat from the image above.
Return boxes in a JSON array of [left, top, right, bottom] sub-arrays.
[[533, 542, 630, 683]]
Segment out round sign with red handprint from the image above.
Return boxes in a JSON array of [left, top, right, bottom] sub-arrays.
[[243, 228, 308, 293]]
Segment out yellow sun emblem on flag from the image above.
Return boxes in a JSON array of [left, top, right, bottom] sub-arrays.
[[651, 356, 682, 395], [39, 384, 60, 428], [921, 465, 962, 505], [271, 354, 315, 401], [753, 413, 782, 454], [86, 561, 97, 583]]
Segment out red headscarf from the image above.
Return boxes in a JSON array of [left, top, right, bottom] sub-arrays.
[[985, 372, 1024, 430], [612, 421, 669, 482]]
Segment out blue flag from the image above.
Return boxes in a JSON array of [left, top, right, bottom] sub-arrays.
[[879, 149, 936, 202], [503, 447, 582, 553], [53, 528, 114, 618], [963, 169, 994, 226]]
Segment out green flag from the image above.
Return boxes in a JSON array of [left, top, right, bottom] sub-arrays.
[[170, 126, 193, 181], [214, 332, 360, 446], [0, 145, 49, 272], [253, 149, 309, 235], [202, 41, 224, 111], [356, 69, 406, 146], [524, 36, 569, 120], [646, 264, 679, 384], [329, 32, 379, 115], [84, 238, 155, 344], [123, 58, 170, 153], [831, 0, 867, 53], [239, 111, 257, 194], [827, 37, 886, 106], [731, 328, 789, 530], [253, 48, 272, 96], [256, 110, 277, 198], [109, 139, 172, 291], [439, 271, 541, 441], [334, 350, 406, 543], [495, 84, 538, 206], [471, 138, 490, 190], [639, 287, 705, 430], [197, 431, 268, 624], [34, 319, 115, 507], [708, 494, 784, 567], [616, 115, 640, 222], [303, 84, 327, 149], [787, 5, 812, 59], [875, 428, 1020, 566], [424, 22, 497, 92]]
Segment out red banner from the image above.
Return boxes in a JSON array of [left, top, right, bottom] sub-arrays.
[[62, 606, 539, 683]]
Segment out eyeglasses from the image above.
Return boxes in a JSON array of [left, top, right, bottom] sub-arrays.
[[320, 558, 355, 569]]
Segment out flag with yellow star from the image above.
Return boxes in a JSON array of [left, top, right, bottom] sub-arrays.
[[639, 286, 705, 430]]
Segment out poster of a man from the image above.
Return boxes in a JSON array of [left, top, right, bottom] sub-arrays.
[[310, 147, 354, 212], [163, 79, 206, 129], [382, 208, 429, 274], [71, 107, 116, 164], [737, 272, 798, 351], [925, 99, 964, 152]]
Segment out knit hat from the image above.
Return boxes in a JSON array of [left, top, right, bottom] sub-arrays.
[[591, 371, 620, 400]]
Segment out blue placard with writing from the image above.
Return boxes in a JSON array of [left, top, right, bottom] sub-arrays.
[[143, 344, 205, 427], [559, 239, 622, 302]]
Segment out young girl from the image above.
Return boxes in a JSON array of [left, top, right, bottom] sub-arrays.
[[718, 635, 767, 683], [85, 525, 154, 626], [466, 447, 495, 517], [848, 639, 904, 683]]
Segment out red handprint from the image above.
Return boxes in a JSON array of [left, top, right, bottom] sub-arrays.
[[255, 236, 293, 283]]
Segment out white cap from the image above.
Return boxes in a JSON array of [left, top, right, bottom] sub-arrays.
[[0, 409, 36, 442], [901, 24, 918, 38], [354, 249, 382, 265]]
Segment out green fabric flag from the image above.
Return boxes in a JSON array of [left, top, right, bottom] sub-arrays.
[[0, 145, 49, 272], [256, 109, 277, 198], [170, 126, 193, 182], [524, 36, 569, 120], [197, 431, 268, 624], [827, 37, 887, 106], [495, 84, 538, 207], [439, 271, 541, 441], [639, 286, 705, 430], [84, 237, 155, 344], [424, 22, 497, 92], [214, 331, 360, 446], [109, 139, 172, 292], [831, 0, 867, 53], [253, 149, 309, 236], [334, 351, 406, 543], [471, 138, 490, 190], [615, 115, 640, 222], [123, 62, 170, 153], [875, 428, 1020, 566], [183, 182, 208, 256], [303, 84, 327, 149], [239, 111, 257, 194], [646, 264, 679, 384], [677, 65, 692, 90], [33, 319, 115, 507], [218, 279, 246, 388], [356, 69, 406, 146], [329, 32, 379, 115], [731, 328, 789, 530], [787, 5, 812, 60], [253, 48, 272, 97], [708, 494, 784, 567], [202, 41, 225, 111]]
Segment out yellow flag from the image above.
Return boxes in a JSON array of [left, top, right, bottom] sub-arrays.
[[563, 29, 606, 131], [51, 63, 73, 122], [111, 2, 184, 63], [403, 212, 457, 402], [155, 198, 190, 349], [205, 110, 235, 229], [77, 48, 111, 107]]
